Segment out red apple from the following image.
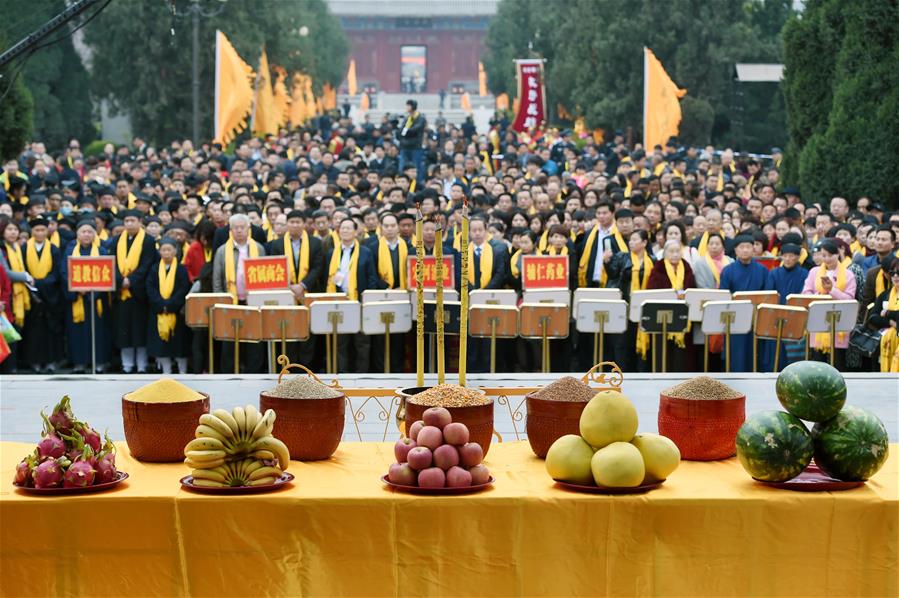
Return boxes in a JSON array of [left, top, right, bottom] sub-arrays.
[[394, 437, 417, 463], [408, 420, 425, 441], [417, 467, 446, 488], [442, 422, 469, 445], [433, 444, 460, 470], [388, 463, 417, 486], [407, 447, 433, 471], [459, 442, 484, 468], [446, 466, 472, 487], [416, 426, 443, 450], [469, 464, 490, 485], [422, 407, 452, 429]]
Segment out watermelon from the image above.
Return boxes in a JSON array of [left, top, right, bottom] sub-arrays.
[[736, 411, 813, 482], [811, 406, 890, 481], [775, 361, 846, 422]]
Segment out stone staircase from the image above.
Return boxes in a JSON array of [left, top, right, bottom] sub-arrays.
[[338, 92, 495, 127]]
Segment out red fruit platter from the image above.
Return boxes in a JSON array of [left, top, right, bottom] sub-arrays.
[[180, 472, 295, 494], [753, 463, 865, 492], [13, 472, 130, 495], [552, 479, 664, 494], [381, 475, 495, 495]]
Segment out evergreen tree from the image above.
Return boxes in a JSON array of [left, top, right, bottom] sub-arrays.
[[0, 32, 34, 160]]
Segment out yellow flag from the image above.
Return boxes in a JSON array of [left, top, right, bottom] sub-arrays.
[[643, 47, 686, 149], [303, 75, 316, 121], [289, 73, 308, 127], [214, 30, 254, 144], [347, 59, 358, 96], [478, 61, 487, 96], [460, 91, 472, 112], [252, 48, 280, 137], [322, 83, 337, 111], [496, 93, 509, 111], [360, 92, 370, 112], [272, 65, 290, 127]]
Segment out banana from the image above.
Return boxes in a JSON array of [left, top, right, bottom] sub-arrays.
[[195, 424, 229, 443], [232, 406, 246, 440], [251, 409, 276, 441], [191, 478, 226, 487], [244, 460, 265, 475], [191, 468, 228, 483], [185, 449, 226, 462], [212, 409, 240, 438], [248, 476, 276, 486], [253, 450, 276, 460], [198, 414, 234, 440], [184, 437, 225, 453], [248, 466, 282, 481], [244, 405, 259, 437], [185, 457, 225, 470], [251, 436, 291, 471]]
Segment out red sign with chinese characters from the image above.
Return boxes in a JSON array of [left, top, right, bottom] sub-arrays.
[[511, 59, 547, 133], [521, 255, 569, 290], [244, 256, 289, 291], [407, 256, 455, 289], [67, 256, 116, 292]]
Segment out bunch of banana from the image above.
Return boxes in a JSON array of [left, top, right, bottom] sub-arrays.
[[184, 405, 291, 486], [190, 459, 284, 488]]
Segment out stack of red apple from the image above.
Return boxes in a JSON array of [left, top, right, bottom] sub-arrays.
[[388, 407, 491, 488]]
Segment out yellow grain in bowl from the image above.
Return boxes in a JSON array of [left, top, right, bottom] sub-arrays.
[[124, 378, 205, 403]]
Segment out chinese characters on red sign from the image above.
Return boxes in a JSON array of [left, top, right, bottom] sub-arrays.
[[244, 256, 289, 291], [67, 256, 116, 292], [511, 59, 546, 133], [521, 255, 569, 290], [407, 256, 455, 289]]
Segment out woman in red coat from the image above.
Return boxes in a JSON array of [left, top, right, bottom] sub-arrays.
[[646, 240, 697, 372]]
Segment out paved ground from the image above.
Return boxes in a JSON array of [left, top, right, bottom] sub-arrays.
[[1, 372, 897, 446]]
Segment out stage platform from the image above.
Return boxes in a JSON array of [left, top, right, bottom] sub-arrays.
[[2, 373, 897, 444]]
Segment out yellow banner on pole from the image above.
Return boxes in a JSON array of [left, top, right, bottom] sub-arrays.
[[214, 30, 254, 144], [347, 59, 358, 96], [643, 47, 687, 149], [252, 48, 280, 137]]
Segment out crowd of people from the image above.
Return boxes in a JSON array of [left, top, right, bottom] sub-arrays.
[[1, 99, 898, 375]]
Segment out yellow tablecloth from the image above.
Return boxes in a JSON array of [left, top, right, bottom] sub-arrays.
[[1, 440, 896, 597]]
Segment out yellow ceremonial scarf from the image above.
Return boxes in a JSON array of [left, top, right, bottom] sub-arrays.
[[224, 238, 260, 304], [49, 231, 60, 248], [840, 256, 852, 269], [116, 229, 146, 301], [156, 260, 178, 341], [25, 238, 52, 280], [697, 231, 710, 257], [327, 241, 360, 300], [546, 244, 568, 256], [453, 225, 461, 251], [284, 232, 310, 286], [631, 251, 652, 357], [577, 226, 599, 288], [663, 259, 688, 348], [814, 263, 848, 352], [468, 242, 494, 289], [204, 246, 212, 262], [879, 286, 899, 373], [850, 240, 863, 255], [378, 237, 408, 289], [511, 249, 524, 279], [704, 253, 727, 287], [71, 243, 103, 323], [875, 268, 889, 299], [4, 242, 30, 326]]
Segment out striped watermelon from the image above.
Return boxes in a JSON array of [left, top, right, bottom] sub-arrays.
[[811, 406, 889, 481], [775, 361, 846, 422], [736, 411, 813, 482]]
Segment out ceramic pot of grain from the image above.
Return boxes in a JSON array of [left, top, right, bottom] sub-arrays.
[[260, 376, 346, 461], [122, 378, 210, 462], [398, 385, 494, 456], [658, 376, 745, 461], [526, 376, 597, 458]]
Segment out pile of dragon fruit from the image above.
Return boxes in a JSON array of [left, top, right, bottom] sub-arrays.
[[13, 396, 120, 489]]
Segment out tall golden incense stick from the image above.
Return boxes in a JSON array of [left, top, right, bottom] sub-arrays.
[[415, 205, 424, 387], [459, 197, 469, 386], [435, 222, 445, 385]]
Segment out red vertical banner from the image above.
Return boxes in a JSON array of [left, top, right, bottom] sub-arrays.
[[511, 59, 547, 133]]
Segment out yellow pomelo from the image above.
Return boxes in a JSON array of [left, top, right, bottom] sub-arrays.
[[545, 435, 595, 484], [631, 433, 680, 482], [591, 441, 645, 488], [579, 390, 639, 449]]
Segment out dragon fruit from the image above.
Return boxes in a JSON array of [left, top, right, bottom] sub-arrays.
[[63, 460, 96, 488], [33, 459, 64, 488], [14, 453, 37, 487], [46, 395, 75, 434], [37, 434, 66, 459], [75, 424, 101, 453], [94, 453, 118, 484]]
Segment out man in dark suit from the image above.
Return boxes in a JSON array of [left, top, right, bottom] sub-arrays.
[[465, 215, 510, 373], [267, 209, 326, 367], [327, 218, 379, 372], [398, 99, 426, 185], [21, 216, 64, 373]]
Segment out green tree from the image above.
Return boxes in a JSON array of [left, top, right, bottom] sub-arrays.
[[84, 0, 348, 145], [0, 0, 95, 151], [790, 0, 899, 207], [0, 32, 34, 160]]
